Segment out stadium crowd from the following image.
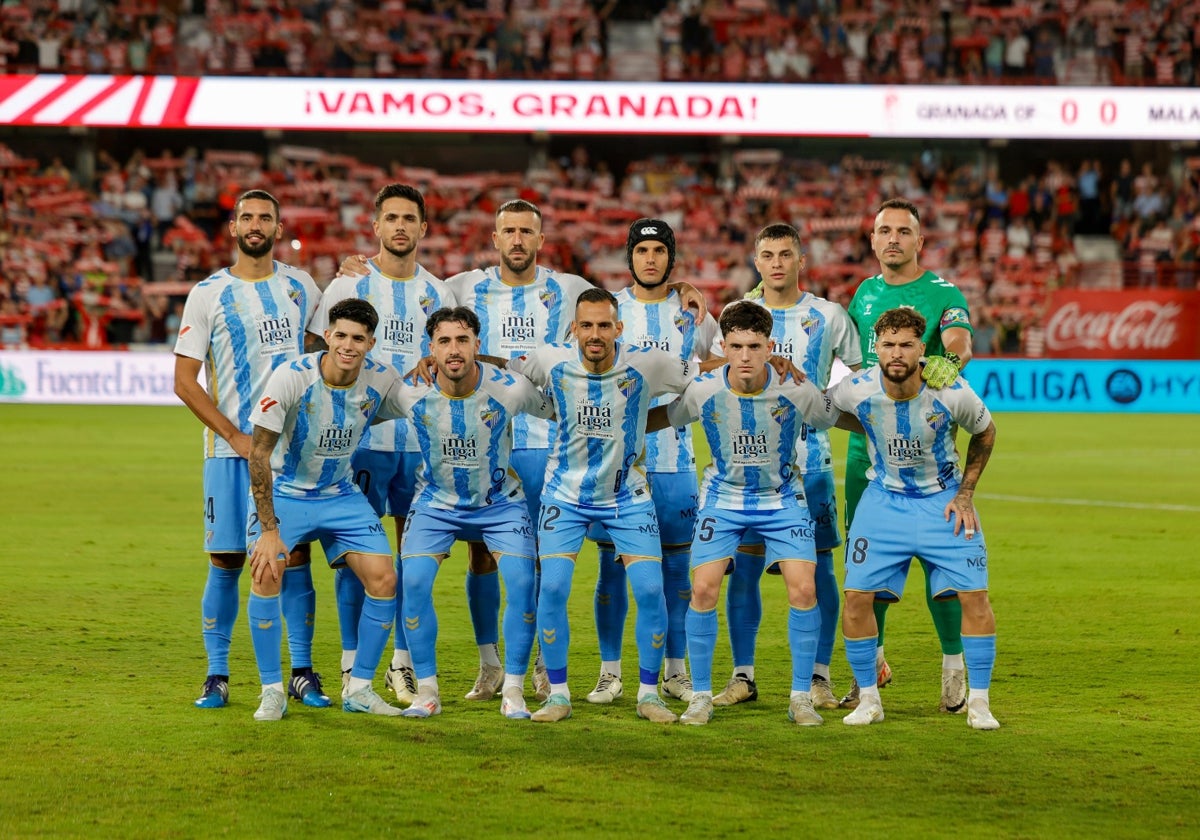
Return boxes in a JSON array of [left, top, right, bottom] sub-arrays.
[[1, 0, 1199, 86], [3, 139, 1197, 355]]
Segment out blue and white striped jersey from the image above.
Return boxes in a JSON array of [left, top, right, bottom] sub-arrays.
[[828, 367, 992, 496], [508, 344, 698, 507], [174, 262, 321, 458], [714, 293, 859, 475], [615, 287, 718, 474], [253, 353, 404, 498], [390, 362, 553, 510], [446, 265, 592, 450], [316, 261, 454, 454], [668, 366, 840, 511]]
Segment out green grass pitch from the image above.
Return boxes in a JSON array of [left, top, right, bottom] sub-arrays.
[[2, 405, 1198, 837]]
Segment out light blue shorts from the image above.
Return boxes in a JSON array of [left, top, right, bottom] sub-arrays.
[[693, 505, 816, 570], [247, 491, 392, 567], [510, 447, 548, 525], [588, 470, 699, 548], [400, 501, 536, 562], [844, 483, 989, 600], [202, 457, 250, 554], [801, 470, 842, 551], [539, 499, 662, 562], [351, 449, 421, 520]]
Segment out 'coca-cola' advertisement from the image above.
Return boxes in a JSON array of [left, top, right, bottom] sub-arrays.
[[1043, 289, 1200, 359]]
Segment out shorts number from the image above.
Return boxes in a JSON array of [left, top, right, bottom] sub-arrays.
[[205, 496, 215, 523], [697, 516, 716, 543], [850, 537, 869, 565], [540, 505, 562, 532], [354, 469, 371, 496]]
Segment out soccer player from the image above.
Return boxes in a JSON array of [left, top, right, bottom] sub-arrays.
[[318, 184, 455, 705], [842, 198, 975, 713], [442, 199, 594, 702], [506, 288, 700, 724], [708, 223, 862, 713], [657, 301, 853, 726], [830, 307, 999, 730], [389, 307, 553, 720], [586, 218, 718, 707], [444, 200, 708, 702], [245, 298, 408, 721], [174, 189, 328, 711]]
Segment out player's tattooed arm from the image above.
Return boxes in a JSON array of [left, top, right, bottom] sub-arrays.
[[946, 420, 995, 539], [248, 426, 286, 584]]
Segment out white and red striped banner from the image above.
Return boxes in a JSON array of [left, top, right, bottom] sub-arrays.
[[3, 75, 1200, 139]]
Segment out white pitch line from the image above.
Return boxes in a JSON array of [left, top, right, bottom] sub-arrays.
[[979, 493, 1200, 513]]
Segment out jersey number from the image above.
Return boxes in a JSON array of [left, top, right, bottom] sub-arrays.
[[697, 516, 717, 543], [850, 537, 869, 565], [540, 505, 562, 532], [205, 497, 216, 524]]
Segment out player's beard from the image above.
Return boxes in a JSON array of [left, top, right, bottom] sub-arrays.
[[383, 239, 416, 260], [501, 249, 535, 274], [238, 232, 275, 259], [882, 359, 920, 384]]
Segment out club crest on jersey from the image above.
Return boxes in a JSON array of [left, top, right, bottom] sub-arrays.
[[538, 289, 558, 309], [359, 398, 377, 419], [673, 312, 691, 331], [419, 294, 438, 315], [480, 408, 501, 429], [617, 375, 638, 398], [926, 410, 949, 431], [770, 404, 792, 424], [288, 288, 303, 306], [800, 314, 820, 335]]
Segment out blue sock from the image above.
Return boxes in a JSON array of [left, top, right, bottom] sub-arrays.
[[845, 636, 878, 690], [466, 568, 501, 647], [685, 607, 718, 693], [662, 546, 691, 660], [537, 556, 574, 676], [201, 565, 242, 677], [280, 564, 315, 671], [788, 605, 820, 692], [726, 549, 765, 670], [392, 554, 408, 654], [498, 555, 536, 675], [815, 549, 839, 667], [962, 634, 997, 690], [247, 593, 282, 686], [594, 543, 628, 662], [351, 595, 396, 681], [627, 561, 667, 682], [334, 566, 365, 652], [403, 556, 440, 679]]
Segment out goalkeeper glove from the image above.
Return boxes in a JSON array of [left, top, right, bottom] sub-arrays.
[[921, 352, 962, 388]]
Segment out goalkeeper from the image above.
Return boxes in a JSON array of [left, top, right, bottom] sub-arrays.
[[842, 198, 975, 714]]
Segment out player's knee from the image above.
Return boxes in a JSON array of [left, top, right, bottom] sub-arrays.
[[690, 580, 721, 611]]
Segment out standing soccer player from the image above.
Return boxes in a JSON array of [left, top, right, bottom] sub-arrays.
[[245, 298, 408, 721], [319, 184, 455, 704], [659, 302, 852, 726], [709, 223, 862, 713], [390, 307, 552, 720], [443, 199, 594, 702], [830, 307, 999, 730], [507, 288, 700, 724], [174, 189, 327, 711], [842, 198, 975, 713], [586, 218, 718, 707]]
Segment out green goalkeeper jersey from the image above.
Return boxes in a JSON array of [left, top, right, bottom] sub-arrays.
[[846, 269, 973, 462]]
